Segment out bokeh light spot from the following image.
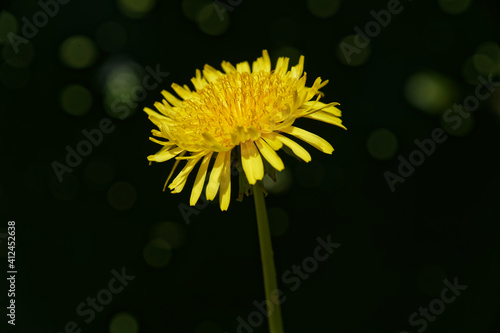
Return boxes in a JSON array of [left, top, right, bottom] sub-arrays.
[[60, 85, 93, 116], [473, 54, 496, 75], [117, 0, 156, 19], [472, 42, 500, 75], [109, 312, 139, 333], [268, 207, 290, 236], [105, 63, 140, 96], [197, 3, 230, 36], [405, 71, 458, 115], [96, 21, 127, 52], [0, 11, 18, 44], [307, 0, 341, 18], [438, 0, 472, 15], [59, 35, 98, 69], [367, 128, 398, 161], [107, 181, 137, 210], [150, 221, 186, 249], [101, 59, 142, 119], [263, 167, 293, 194], [143, 238, 172, 268], [336, 35, 371, 66]]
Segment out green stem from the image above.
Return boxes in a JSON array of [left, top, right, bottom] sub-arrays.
[[253, 182, 284, 333]]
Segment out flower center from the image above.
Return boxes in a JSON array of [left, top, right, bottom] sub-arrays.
[[176, 71, 303, 148]]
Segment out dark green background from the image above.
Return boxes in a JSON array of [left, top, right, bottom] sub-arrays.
[[1, 0, 500, 332]]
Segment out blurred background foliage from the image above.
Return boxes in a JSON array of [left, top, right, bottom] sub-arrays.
[[1, 0, 500, 332]]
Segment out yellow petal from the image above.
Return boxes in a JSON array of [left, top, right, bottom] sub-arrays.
[[148, 146, 184, 162], [275, 57, 289, 76], [151, 129, 163, 137], [153, 101, 171, 116], [161, 90, 183, 108], [301, 101, 342, 117], [202, 132, 232, 152], [304, 111, 347, 129], [149, 137, 175, 146], [168, 155, 203, 193], [317, 79, 328, 90], [241, 141, 264, 185], [221, 61, 236, 74], [175, 152, 206, 160], [219, 152, 231, 211], [252, 50, 271, 73], [290, 55, 304, 78], [191, 69, 208, 91], [202, 64, 223, 82], [206, 151, 228, 200], [144, 107, 169, 126], [163, 151, 185, 191], [275, 134, 311, 162], [262, 133, 283, 150], [281, 126, 334, 154], [252, 59, 263, 73], [190, 152, 213, 206], [236, 61, 251, 73], [171, 83, 192, 100], [255, 138, 284, 171], [304, 77, 327, 100], [261, 49, 271, 72]]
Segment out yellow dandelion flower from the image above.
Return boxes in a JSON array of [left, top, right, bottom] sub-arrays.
[[144, 50, 346, 211]]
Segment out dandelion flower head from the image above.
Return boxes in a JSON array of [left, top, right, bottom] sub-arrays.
[[144, 50, 346, 210]]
